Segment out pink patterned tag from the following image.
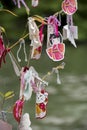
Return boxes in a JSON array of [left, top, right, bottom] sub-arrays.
[[35, 80, 48, 119], [13, 98, 24, 123], [46, 43, 65, 61], [36, 90, 48, 119], [46, 32, 65, 61], [62, 0, 77, 15]]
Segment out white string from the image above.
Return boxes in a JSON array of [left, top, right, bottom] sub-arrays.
[[17, 41, 21, 62], [67, 15, 73, 26], [23, 40, 28, 62], [56, 70, 61, 84], [52, 68, 61, 84], [58, 13, 61, 26], [17, 39, 27, 62]]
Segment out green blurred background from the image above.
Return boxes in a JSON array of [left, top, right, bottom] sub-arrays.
[[0, 0, 87, 130]]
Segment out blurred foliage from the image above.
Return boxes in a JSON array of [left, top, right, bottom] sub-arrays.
[[0, 0, 87, 41], [0, 91, 14, 112]]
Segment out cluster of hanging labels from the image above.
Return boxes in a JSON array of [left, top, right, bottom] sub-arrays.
[[0, 0, 78, 130]]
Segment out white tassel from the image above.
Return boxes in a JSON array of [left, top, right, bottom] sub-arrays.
[[52, 68, 61, 84], [56, 70, 61, 84]]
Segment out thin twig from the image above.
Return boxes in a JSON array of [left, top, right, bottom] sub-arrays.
[[54, 10, 63, 16], [0, 9, 18, 17]]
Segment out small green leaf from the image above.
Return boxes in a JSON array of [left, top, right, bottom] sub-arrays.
[[0, 26, 5, 33], [4, 91, 14, 98], [5, 94, 14, 100]]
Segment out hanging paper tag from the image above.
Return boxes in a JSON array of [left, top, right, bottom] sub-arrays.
[[20, 66, 38, 101], [62, 0, 78, 15], [46, 32, 65, 61], [13, 98, 24, 123], [19, 113, 32, 130], [23, 69, 33, 100], [46, 43, 65, 61], [28, 17, 41, 48], [30, 24, 44, 59], [70, 25, 78, 39], [67, 15, 78, 46], [63, 25, 69, 40], [36, 89, 48, 119], [46, 16, 65, 61], [63, 25, 77, 47], [32, 0, 39, 7], [35, 82, 48, 119], [20, 67, 29, 99]]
